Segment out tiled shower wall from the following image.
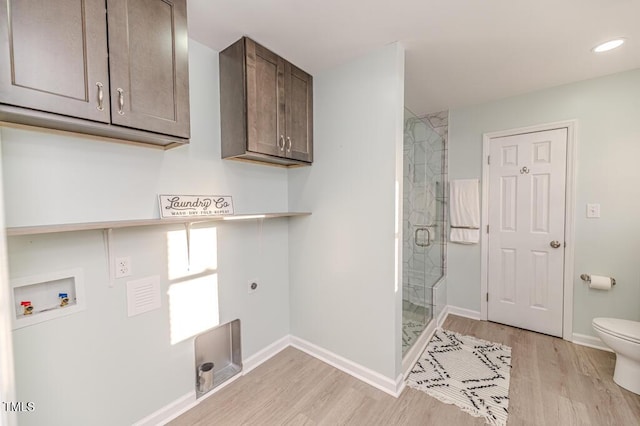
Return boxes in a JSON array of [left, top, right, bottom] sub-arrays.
[[425, 110, 448, 279], [402, 110, 448, 308]]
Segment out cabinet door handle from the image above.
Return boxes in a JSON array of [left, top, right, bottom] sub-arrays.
[[117, 88, 125, 115], [278, 135, 285, 151], [286, 136, 292, 153], [96, 82, 104, 111]]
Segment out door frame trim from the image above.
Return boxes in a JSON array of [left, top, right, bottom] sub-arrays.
[[0, 131, 18, 426], [480, 120, 577, 340]]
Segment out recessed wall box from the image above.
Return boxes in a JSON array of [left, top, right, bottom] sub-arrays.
[[11, 268, 86, 329], [194, 319, 242, 397]]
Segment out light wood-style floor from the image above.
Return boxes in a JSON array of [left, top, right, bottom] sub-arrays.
[[170, 315, 640, 425]]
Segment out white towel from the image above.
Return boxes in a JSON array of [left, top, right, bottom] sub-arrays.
[[449, 179, 480, 244]]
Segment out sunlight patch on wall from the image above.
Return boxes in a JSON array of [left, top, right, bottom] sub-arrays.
[[166, 226, 220, 344], [168, 274, 220, 344], [167, 227, 218, 280]]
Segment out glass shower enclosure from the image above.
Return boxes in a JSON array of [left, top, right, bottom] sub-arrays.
[[402, 108, 446, 355]]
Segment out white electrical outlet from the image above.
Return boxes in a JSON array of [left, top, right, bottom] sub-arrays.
[[586, 203, 601, 218], [248, 280, 258, 294], [115, 257, 132, 278]]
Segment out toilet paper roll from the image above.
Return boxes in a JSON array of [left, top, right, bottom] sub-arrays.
[[589, 275, 612, 290]]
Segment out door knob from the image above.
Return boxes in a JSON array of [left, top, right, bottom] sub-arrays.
[[550, 240, 561, 248]]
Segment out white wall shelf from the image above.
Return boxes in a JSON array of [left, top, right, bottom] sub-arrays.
[[6, 212, 311, 288], [5, 212, 311, 237]]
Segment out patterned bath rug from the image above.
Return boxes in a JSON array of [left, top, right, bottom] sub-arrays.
[[407, 328, 512, 426]]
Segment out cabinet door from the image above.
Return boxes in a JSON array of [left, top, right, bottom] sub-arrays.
[[0, 0, 110, 123], [285, 63, 313, 163], [245, 38, 286, 158], [106, 0, 190, 138]]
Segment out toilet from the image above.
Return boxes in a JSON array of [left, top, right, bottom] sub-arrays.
[[592, 317, 640, 395]]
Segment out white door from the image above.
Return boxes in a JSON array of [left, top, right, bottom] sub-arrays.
[[487, 128, 567, 337]]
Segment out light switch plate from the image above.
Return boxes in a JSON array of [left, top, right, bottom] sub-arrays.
[[586, 203, 600, 218]]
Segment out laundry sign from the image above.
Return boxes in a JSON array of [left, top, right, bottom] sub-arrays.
[[158, 195, 234, 218]]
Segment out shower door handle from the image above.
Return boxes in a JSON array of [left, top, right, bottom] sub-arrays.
[[414, 227, 431, 247]]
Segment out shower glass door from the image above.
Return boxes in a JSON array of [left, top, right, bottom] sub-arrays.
[[402, 108, 445, 356]]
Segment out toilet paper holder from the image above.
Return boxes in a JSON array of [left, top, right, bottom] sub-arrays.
[[580, 274, 616, 286]]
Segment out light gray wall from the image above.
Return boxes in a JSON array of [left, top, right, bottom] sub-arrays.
[[1, 40, 291, 425], [0, 138, 17, 426], [448, 68, 640, 335], [288, 43, 405, 380]]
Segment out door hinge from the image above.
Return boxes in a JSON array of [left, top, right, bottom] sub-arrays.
[[486, 225, 489, 233], [487, 155, 491, 165], [486, 293, 489, 302]]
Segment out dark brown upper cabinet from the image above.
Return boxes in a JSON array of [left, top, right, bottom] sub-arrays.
[[0, 0, 110, 123], [106, 0, 189, 139], [220, 37, 313, 166], [0, 0, 190, 148]]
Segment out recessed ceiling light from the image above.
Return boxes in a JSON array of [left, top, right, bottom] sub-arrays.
[[592, 38, 626, 53]]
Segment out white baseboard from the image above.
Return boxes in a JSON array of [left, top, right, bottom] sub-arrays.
[[133, 391, 195, 426], [243, 335, 291, 375], [446, 305, 481, 321], [442, 308, 611, 355], [395, 373, 406, 397], [436, 305, 449, 327], [135, 373, 246, 426], [137, 306, 493, 425], [135, 336, 291, 426], [140, 334, 404, 424], [290, 336, 402, 397], [401, 318, 437, 377], [572, 333, 613, 352]]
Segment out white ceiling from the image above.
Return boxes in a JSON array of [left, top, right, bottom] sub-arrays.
[[187, 0, 640, 116]]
